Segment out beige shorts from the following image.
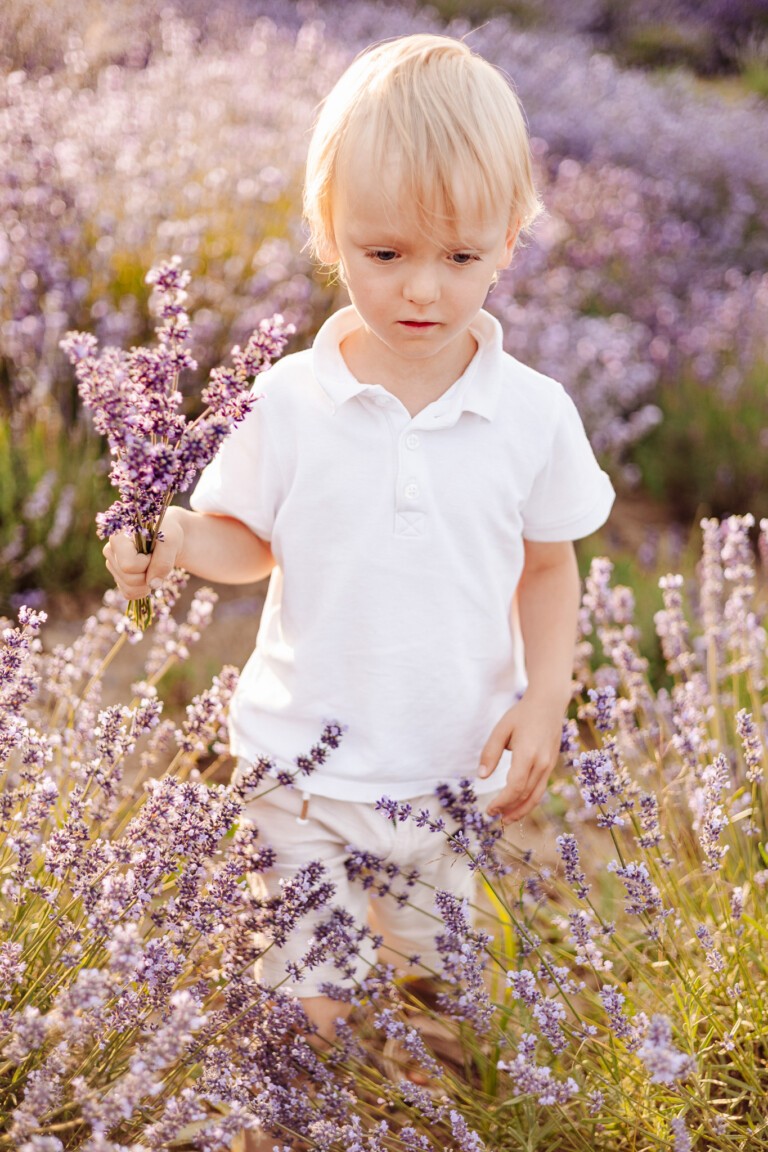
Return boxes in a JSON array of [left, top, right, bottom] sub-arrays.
[[240, 777, 481, 998]]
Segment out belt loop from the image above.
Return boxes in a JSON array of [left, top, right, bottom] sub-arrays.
[[297, 791, 310, 825]]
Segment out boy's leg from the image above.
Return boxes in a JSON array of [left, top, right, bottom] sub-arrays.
[[233, 784, 382, 1151], [366, 791, 479, 982], [244, 783, 380, 997], [302, 993, 355, 1044]]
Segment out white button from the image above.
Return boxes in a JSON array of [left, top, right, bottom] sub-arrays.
[[404, 483, 419, 500], [405, 433, 420, 450]]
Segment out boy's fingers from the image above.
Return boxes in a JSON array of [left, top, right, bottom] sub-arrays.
[[104, 534, 150, 576], [478, 711, 515, 779], [489, 760, 550, 822], [486, 770, 527, 819], [145, 544, 177, 589], [102, 536, 148, 599]]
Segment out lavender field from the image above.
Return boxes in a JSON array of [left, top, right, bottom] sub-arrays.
[[2, 1, 768, 1149]]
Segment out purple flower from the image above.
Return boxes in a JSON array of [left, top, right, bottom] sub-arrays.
[[555, 833, 590, 899], [736, 708, 764, 784], [175, 666, 239, 755], [507, 970, 541, 1006], [588, 1089, 604, 1115], [432, 890, 493, 1032], [599, 986, 641, 1050], [449, 1110, 487, 1152], [532, 997, 569, 1055], [587, 685, 617, 733], [637, 1015, 695, 1084], [0, 942, 26, 996], [606, 859, 667, 920], [695, 924, 725, 972], [636, 792, 663, 850], [497, 1033, 578, 1106], [670, 1116, 692, 1152], [565, 909, 610, 971], [655, 574, 694, 676], [690, 753, 731, 870]]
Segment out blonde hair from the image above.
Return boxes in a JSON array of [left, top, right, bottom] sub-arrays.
[[303, 34, 541, 263]]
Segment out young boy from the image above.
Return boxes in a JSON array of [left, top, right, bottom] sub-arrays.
[[105, 34, 613, 1045]]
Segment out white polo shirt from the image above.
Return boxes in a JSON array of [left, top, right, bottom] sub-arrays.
[[191, 306, 614, 801]]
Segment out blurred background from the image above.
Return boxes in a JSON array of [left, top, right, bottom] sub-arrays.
[[1, 0, 767, 678]]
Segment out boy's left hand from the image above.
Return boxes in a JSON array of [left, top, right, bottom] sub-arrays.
[[478, 694, 564, 822]]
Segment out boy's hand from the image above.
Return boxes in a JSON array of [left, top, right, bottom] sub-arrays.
[[478, 693, 565, 822], [103, 508, 184, 601]]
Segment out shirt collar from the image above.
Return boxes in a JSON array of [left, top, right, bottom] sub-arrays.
[[312, 306, 504, 422]]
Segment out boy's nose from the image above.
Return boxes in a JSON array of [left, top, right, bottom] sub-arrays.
[[403, 265, 439, 305]]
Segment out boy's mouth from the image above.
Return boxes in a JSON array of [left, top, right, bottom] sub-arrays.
[[399, 320, 438, 328]]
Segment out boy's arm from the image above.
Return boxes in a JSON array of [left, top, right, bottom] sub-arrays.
[[479, 538, 580, 822], [103, 505, 275, 600]]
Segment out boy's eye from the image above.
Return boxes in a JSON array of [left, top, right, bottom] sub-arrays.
[[366, 249, 398, 262], [450, 252, 478, 265]]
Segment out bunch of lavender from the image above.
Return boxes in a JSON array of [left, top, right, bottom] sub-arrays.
[[60, 258, 293, 628]]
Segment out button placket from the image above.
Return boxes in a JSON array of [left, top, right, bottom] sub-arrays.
[[395, 422, 428, 537]]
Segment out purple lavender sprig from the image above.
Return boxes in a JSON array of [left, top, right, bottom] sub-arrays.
[[60, 257, 294, 629]]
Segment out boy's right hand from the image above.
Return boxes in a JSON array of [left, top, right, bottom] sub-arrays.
[[103, 507, 184, 602]]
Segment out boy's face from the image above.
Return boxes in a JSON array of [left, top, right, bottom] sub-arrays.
[[327, 161, 518, 383]]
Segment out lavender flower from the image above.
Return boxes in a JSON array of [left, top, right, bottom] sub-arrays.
[[736, 707, 764, 784], [449, 1110, 487, 1152], [60, 259, 293, 628], [588, 1089, 605, 1115], [699, 518, 726, 661], [174, 665, 239, 754], [586, 685, 617, 733], [575, 747, 631, 825], [372, 1009, 443, 1081], [432, 890, 493, 1032], [637, 1015, 695, 1084], [0, 941, 26, 996], [531, 997, 569, 1055], [636, 792, 663, 850], [670, 1116, 692, 1152], [690, 753, 731, 870], [564, 909, 611, 972], [654, 574, 694, 677], [497, 1033, 578, 1106], [670, 675, 714, 773], [695, 924, 726, 973], [507, 970, 542, 1007], [605, 860, 666, 919], [555, 833, 590, 899], [599, 986, 641, 1050]]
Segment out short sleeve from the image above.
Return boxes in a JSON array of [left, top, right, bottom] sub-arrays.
[[190, 391, 283, 542], [521, 390, 615, 542]]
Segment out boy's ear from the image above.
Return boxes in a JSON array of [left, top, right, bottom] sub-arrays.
[[497, 219, 521, 270]]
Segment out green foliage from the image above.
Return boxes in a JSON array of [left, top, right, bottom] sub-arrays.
[[629, 362, 768, 523], [419, 0, 540, 26], [0, 415, 113, 611], [616, 21, 716, 73], [742, 61, 768, 99]]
